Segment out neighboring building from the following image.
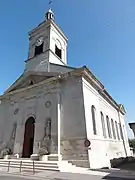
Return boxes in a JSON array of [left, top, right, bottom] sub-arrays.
[[0, 9, 131, 169], [129, 123, 135, 137]]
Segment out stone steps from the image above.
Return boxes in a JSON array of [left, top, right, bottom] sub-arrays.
[[0, 155, 89, 173]]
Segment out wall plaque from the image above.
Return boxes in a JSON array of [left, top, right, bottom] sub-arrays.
[[45, 101, 51, 108], [84, 139, 91, 147]]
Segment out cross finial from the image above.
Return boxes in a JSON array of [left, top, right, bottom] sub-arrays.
[[45, 2, 55, 21]]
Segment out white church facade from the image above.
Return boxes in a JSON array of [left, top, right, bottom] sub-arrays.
[[0, 9, 131, 169]]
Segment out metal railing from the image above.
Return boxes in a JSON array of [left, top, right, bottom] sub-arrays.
[[0, 160, 36, 174]]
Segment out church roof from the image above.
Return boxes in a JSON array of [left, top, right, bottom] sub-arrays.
[[4, 71, 60, 94], [0, 65, 125, 115]]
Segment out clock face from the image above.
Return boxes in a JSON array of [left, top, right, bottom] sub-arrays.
[[36, 37, 44, 46]]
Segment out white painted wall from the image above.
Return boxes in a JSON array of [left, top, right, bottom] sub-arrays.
[[49, 52, 64, 65], [49, 25, 67, 65], [25, 20, 67, 72], [82, 77, 131, 169]]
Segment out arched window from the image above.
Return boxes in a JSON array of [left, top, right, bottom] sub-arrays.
[[91, 105, 97, 135], [115, 121, 120, 140], [100, 112, 107, 138], [111, 119, 116, 139], [106, 116, 112, 138], [29, 80, 34, 85], [119, 123, 124, 140], [55, 39, 62, 59], [35, 43, 44, 56]]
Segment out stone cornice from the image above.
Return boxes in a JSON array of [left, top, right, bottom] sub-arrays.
[[28, 19, 68, 41], [25, 49, 66, 66], [80, 66, 126, 115], [50, 20, 68, 41], [0, 66, 125, 115], [0, 75, 61, 100]]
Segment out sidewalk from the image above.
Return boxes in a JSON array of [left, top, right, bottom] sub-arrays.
[[0, 166, 135, 180]]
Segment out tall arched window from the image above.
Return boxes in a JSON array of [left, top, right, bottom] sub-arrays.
[[91, 105, 97, 135], [100, 112, 107, 138], [119, 123, 124, 140], [55, 39, 62, 59], [111, 119, 116, 139], [115, 121, 120, 140], [106, 116, 112, 138]]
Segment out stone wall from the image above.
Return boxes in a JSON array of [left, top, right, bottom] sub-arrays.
[[60, 76, 89, 165], [0, 82, 59, 157]]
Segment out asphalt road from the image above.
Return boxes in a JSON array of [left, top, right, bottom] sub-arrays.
[[0, 174, 134, 180]]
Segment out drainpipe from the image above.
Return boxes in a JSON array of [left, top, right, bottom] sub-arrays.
[[57, 91, 61, 161], [117, 108, 127, 157]]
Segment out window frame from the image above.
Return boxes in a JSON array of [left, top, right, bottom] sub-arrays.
[[91, 105, 97, 135], [119, 123, 124, 140], [115, 121, 120, 140], [111, 119, 116, 139], [34, 42, 44, 56], [100, 112, 107, 138], [106, 115, 112, 138]]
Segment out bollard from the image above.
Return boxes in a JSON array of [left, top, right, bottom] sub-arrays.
[[19, 161, 22, 173], [7, 161, 10, 172], [33, 161, 35, 174]]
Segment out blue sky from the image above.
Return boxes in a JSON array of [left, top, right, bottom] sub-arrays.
[[0, 0, 135, 138]]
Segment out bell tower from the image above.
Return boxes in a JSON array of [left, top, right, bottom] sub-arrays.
[[24, 9, 68, 72]]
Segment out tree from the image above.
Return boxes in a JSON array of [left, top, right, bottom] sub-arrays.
[[129, 139, 135, 152]]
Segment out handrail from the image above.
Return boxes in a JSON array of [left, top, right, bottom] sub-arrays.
[[7, 161, 10, 172], [33, 161, 35, 174], [0, 160, 36, 174], [19, 161, 22, 173]]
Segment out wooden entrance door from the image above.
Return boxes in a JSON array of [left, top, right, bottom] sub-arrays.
[[22, 117, 35, 158]]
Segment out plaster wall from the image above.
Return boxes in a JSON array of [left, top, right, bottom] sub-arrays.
[[0, 84, 59, 156], [82, 77, 130, 168], [59, 76, 88, 165]]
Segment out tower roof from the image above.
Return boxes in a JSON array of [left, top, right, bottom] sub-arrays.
[[45, 8, 55, 21]]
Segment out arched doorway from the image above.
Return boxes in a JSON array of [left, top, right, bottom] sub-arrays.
[[22, 117, 35, 158]]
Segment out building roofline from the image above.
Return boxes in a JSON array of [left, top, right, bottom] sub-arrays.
[[83, 66, 126, 114], [129, 123, 135, 127], [4, 71, 59, 94], [50, 63, 76, 70], [1, 66, 125, 115], [28, 19, 68, 41]]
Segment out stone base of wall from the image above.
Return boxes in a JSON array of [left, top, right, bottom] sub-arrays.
[[68, 160, 89, 168], [60, 137, 89, 167]]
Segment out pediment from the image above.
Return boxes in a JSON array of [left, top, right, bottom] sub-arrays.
[[119, 104, 126, 114], [4, 71, 59, 94]]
